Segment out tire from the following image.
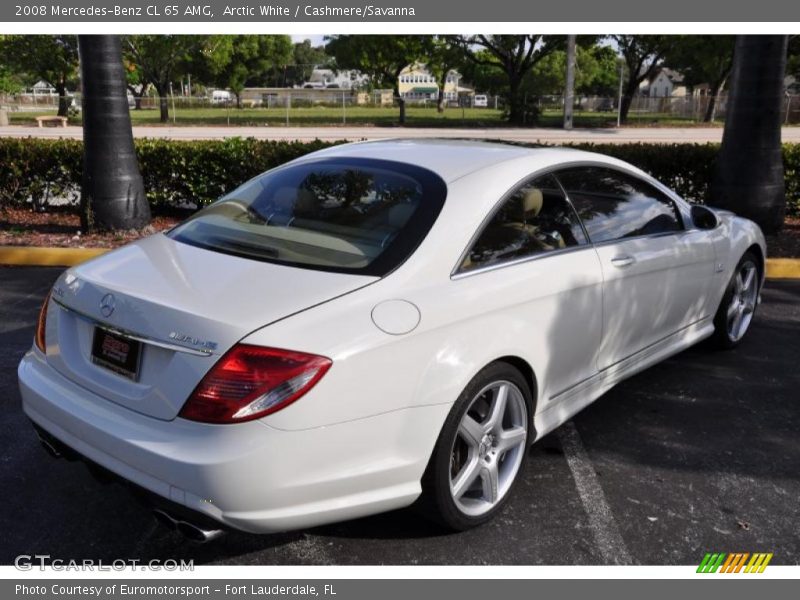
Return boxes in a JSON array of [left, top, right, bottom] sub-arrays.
[[709, 250, 761, 349], [419, 362, 533, 531]]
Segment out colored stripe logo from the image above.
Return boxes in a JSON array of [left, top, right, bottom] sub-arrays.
[[697, 552, 773, 573]]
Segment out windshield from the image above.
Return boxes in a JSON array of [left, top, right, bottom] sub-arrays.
[[168, 158, 447, 276]]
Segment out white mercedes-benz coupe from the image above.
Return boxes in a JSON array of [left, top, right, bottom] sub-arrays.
[[19, 140, 766, 540]]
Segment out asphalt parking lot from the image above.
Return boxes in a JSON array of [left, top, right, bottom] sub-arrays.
[[1, 266, 798, 566]]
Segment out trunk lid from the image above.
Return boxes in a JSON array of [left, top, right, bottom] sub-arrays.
[[47, 234, 375, 420]]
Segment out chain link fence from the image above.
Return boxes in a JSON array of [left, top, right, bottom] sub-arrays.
[[2, 91, 799, 127]]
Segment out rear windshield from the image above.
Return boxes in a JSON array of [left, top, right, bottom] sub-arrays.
[[168, 158, 447, 276]]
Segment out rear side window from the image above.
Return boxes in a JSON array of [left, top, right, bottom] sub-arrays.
[[555, 167, 683, 243], [460, 173, 588, 272], [169, 158, 446, 276]]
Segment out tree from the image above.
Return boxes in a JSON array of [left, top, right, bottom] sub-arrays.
[[576, 45, 620, 96], [667, 36, 735, 122], [423, 37, 465, 113], [0, 35, 78, 117], [286, 39, 331, 87], [78, 35, 151, 232], [788, 35, 799, 88], [523, 44, 618, 97], [198, 35, 292, 108], [250, 35, 293, 88], [326, 35, 427, 124], [459, 50, 509, 99], [0, 65, 23, 95], [122, 55, 149, 110], [449, 35, 563, 125], [711, 35, 789, 234], [123, 35, 204, 122], [612, 35, 674, 123]]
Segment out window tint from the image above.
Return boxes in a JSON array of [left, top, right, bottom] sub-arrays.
[[168, 158, 446, 277], [460, 173, 588, 272], [555, 167, 683, 243]]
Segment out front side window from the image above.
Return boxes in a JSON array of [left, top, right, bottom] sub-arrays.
[[555, 167, 683, 244], [168, 158, 446, 276], [459, 173, 588, 272]]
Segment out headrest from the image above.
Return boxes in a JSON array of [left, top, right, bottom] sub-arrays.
[[387, 203, 416, 227], [294, 188, 317, 214], [271, 187, 297, 212], [522, 188, 544, 218]]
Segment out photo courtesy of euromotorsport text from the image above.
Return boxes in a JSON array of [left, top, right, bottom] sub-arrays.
[[0, 0, 798, 597]]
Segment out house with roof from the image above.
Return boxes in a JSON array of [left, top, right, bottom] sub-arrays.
[[639, 68, 688, 98], [300, 68, 368, 90], [398, 63, 474, 103]]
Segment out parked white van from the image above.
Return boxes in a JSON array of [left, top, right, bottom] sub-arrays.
[[474, 94, 488, 108], [210, 90, 232, 105]]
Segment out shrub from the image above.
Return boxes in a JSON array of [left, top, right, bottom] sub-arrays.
[[567, 142, 720, 204], [0, 137, 83, 210], [0, 137, 797, 217], [0, 137, 341, 213], [134, 137, 340, 209]]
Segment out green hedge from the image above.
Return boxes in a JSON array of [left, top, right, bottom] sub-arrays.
[[0, 137, 341, 212], [0, 137, 797, 216]]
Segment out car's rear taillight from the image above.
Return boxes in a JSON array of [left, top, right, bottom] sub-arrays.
[[179, 344, 332, 424], [34, 291, 51, 354]]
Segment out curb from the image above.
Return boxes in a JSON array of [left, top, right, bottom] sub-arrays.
[[1, 246, 800, 279], [765, 258, 800, 279], [0, 246, 107, 267]]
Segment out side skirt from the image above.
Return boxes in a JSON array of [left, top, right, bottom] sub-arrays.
[[531, 318, 714, 442]]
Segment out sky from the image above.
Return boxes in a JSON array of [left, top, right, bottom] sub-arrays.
[[290, 35, 327, 46]]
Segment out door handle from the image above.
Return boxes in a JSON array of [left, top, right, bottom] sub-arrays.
[[611, 255, 636, 268]]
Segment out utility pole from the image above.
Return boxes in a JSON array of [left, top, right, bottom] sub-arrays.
[[616, 61, 625, 128], [563, 34, 576, 130]]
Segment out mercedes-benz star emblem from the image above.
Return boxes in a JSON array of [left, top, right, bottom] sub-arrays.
[[100, 293, 116, 318]]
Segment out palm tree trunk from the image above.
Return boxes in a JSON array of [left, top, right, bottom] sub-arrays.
[[711, 35, 788, 234], [78, 35, 151, 232]]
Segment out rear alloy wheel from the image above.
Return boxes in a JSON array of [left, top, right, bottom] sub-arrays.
[[711, 251, 760, 349], [421, 363, 531, 530]]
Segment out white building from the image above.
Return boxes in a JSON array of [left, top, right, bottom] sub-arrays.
[[301, 69, 368, 90], [639, 68, 688, 98], [398, 63, 473, 103]]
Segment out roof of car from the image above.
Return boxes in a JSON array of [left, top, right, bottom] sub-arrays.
[[300, 139, 612, 183]]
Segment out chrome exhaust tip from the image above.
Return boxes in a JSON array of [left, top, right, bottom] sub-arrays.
[[176, 520, 225, 543], [152, 508, 224, 543]]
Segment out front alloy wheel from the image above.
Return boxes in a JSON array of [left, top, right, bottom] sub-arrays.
[[711, 251, 760, 349], [421, 362, 532, 530]]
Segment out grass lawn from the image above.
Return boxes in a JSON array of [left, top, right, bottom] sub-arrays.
[[10, 106, 505, 128], [8, 105, 721, 129]]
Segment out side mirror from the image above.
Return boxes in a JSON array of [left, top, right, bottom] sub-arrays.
[[691, 205, 719, 230]]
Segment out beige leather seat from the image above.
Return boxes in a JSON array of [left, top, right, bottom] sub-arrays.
[[503, 188, 554, 251], [521, 188, 544, 223], [520, 188, 565, 249]]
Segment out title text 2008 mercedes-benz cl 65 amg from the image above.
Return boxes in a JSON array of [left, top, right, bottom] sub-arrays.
[[19, 140, 766, 540]]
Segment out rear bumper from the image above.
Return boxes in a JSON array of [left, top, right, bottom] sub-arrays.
[[19, 350, 446, 534]]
